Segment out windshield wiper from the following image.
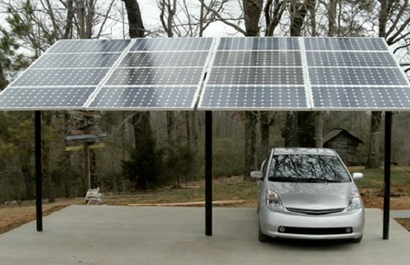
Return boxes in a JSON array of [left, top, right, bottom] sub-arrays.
[[303, 178, 328, 183], [304, 179, 343, 183], [268, 177, 299, 182]]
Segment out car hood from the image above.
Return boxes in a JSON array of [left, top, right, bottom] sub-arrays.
[[268, 182, 356, 209]]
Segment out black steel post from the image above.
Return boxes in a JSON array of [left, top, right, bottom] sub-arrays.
[[35, 111, 43, 232], [383, 111, 392, 240], [205, 111, 213, 236]]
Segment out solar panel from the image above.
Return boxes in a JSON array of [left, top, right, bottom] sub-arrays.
[[306, 51, 396, 67], [118, 52, 209, 67], [105, 68, 204, 86], [88, 86, 197, 110], [304, 38, 386, 51], [311, 86, 410, 110], [12, 69, 110, 86], [0, 37, 409, 111], [308, 68, 407, 86], [0, 87, 95, 109], [207, 67, 304, 85], [199, 85, 307, 109], [218, 37, 300, 50], [213, 51, 302, 67], [130, 38, 213, 51], [31, 53, 121, 69], [48, 39, 131, 53]]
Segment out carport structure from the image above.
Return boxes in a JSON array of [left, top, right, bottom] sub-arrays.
[[0, 37, 408, 240]]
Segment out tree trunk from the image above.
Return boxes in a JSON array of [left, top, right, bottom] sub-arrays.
[[242, 0, 262, 179], [0, 62, 7, 90], [63, 0, 75, 39], [131, 112, 154, 190], [243, 0, 263, 36], [244, 112, 258, 179], [287, 1, 316, 148], [123, 0, 157, 190], [260, 112, 272, 157], [315, 112, 324, 148], [166, 111, 177, 149], [85, 0, 95, 38], [122, 0, 145, 37], [366, 111, 382, 168], [42, 112, 55, 202], [284, 112, 298, 147], [366, 0, 388, 168], [328, 0, 337, 36], [77, 0, 86, 38]]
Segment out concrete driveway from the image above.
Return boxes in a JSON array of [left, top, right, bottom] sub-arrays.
[[0, 205, 409, 264]]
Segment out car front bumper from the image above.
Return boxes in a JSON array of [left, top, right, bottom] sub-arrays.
[[259, 206, 365, 240]]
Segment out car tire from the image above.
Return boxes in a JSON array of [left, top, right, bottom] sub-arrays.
[[258, 224, 270, 242], [351, 235, 363, 243]]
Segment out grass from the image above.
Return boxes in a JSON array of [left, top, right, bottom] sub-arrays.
[[349, 166, 410, 195]]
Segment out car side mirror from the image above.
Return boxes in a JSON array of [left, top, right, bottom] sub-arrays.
[[250, 171, 263, 180], [352, 172, 363, 180]]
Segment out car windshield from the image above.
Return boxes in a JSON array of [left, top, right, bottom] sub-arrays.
[[268, 154, 351, 183]]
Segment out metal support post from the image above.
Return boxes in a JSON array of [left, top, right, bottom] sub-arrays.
[[383, 111, 392, 240], [205, 111, 213, 236], [35, 111, 43, 232]]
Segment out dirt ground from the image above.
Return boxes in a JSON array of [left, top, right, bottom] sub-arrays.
[[1, 181, 410, 235]]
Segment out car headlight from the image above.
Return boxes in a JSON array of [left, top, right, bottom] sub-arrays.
[[266, 190, 284, 211], [347, 190, 362, 211]]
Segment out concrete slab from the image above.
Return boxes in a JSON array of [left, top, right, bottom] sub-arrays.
[[391, 210, 410, 219], [0, 206, 409, 265]]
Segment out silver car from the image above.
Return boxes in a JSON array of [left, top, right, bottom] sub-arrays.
[[251, 148, 364, 243]]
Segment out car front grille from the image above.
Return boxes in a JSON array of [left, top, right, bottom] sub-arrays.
[[278, 227, 353, 235], [286, 207, 345, 215]]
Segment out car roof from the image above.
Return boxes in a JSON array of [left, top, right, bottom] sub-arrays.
[[272, 148, 337, 156]]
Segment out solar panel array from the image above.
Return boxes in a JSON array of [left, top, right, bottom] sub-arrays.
[[199, 37, 309, 110], [0, 37, 409, 111], [198, 37, 410, 111], [305, 38, 410, 110], [0, 38, 214, 110], [0, 39, 130, 110]]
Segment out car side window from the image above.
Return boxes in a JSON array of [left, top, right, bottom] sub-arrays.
[[261, 160, 268, 180]]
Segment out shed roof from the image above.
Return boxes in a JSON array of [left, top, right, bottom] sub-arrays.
[[323, 129, 365, 145]]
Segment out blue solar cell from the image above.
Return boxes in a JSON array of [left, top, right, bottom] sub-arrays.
[[306, 51, 396, 67], [199, 85, 307, 109], [32, 53, 121, 68], [12, 69, 109, 86], [105, 68, 203, 86], [218, 37, 300, 50], [89, 86, 197, 109], [119, 52, 209, 67], [304, 38, 386, 51], [208, 67, 304, 85], [130, 38, 213, 51], [0, 87, 95, 108], [213, 51, 302, 67], [311, 86, 410, 109], [308, 68, 407, 86], [48, 39, 131, 53]]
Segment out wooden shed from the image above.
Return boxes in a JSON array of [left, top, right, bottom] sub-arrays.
[[323, 129, 364, 166]]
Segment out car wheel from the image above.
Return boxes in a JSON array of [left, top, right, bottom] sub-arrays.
[[351, 235, 363, 243], [258, 224, 270, 242]]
